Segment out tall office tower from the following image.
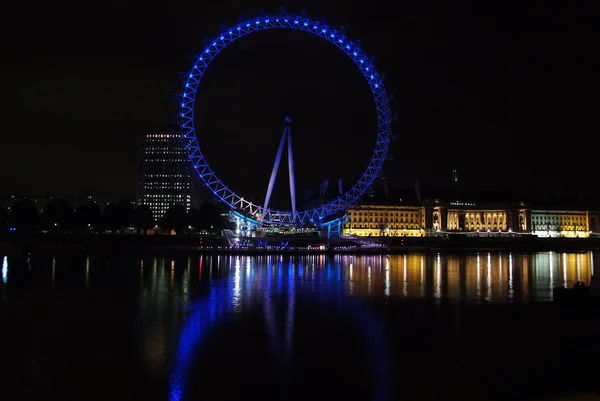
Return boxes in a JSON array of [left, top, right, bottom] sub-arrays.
[[137, 125, 195, 221]]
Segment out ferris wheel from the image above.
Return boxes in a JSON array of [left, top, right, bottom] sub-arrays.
[[179, 11, 394, 225]]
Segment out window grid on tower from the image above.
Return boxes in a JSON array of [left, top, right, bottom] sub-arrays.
[[136, 127, 196, 221]]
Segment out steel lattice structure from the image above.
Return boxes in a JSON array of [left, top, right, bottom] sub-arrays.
[[180, 13, 392, 225]]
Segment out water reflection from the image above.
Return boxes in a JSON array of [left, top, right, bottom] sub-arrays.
[[1, 256, 7, 301], [166, 255, 389, 401], [0, 251, 596, 305], [2, 256, 7, 283], [149, 252, 596, 400], [0, 251, 598, 400]]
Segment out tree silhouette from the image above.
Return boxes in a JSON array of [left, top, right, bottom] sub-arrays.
[[0, 206, 8, 229], [41, 199, 74, 230], [198, 202, 222, 232], [9, 199, 40, 231], [103, 203, 122, 231], [75, 202, 102, 230], [186, 207, 202, 230], [162, 205, 188, 234], [117, 199, 134, 228], [133, 204, 155, 234], [102, 200, 135, 232]]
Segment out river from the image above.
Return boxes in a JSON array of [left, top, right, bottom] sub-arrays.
[[0, 251, 598, 400]]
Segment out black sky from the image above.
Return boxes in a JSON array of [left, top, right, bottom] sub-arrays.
[[2, 1, 598, 207]]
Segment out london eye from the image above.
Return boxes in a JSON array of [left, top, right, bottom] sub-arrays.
[[179, 11, 393, 226]]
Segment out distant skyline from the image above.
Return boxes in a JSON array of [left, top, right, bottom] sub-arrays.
[[2, 2, 598, 208]]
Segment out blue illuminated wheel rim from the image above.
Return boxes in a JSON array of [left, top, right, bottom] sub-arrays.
[[180, 13, 392, 225]]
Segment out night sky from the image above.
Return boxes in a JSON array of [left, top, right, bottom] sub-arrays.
[[2, 1, 598, 209]]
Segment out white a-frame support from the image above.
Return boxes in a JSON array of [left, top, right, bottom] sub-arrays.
[[263, 116, 296, 218]]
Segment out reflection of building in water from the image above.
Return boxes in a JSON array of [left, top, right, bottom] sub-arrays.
[[138, 251, 597, 378], [144, 325, 167, 372], [336, 253, 594, 303], [445, 256, 460, 300], [530, 252, 592, 299], [138, 257, 193, 373]]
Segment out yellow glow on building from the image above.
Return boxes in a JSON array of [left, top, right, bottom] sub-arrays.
[[531, 209, 590, 238], [447, 209, 508, 231], [343, 205, 426, 237], [339, 199, 598, 239]]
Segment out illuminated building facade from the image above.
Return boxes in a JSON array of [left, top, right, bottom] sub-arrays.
[[530, 210, 590, 238], [443, 201, 526, 233], [343, 205, 426, 237], [137, 125, 196, 221], [342, 196, 600, 238]]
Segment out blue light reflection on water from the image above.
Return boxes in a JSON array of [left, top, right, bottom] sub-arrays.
[[168, 255, 390, 401], [277, 257, 283, 294], [169, 280, 227, 401], [2, 256, 7, 283], [1, 256, 7, 301], [164, 251, 600, 401], [296, 263, 390, 401]]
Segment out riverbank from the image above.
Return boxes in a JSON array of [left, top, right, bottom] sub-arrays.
[[2, 233, 600, 255]]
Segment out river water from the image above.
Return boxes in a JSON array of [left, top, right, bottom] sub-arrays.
[[0, 251, 598, 400]]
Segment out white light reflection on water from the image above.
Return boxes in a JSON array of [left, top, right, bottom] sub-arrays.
[[486, 253, 492, 302], [1, 256, 6, 301], [367, 265, 372, 296], [349, 262, 354, 295], [286, 260, 295, 355], [169, 261, 175, 291], [183, 258, 190, 294], [563, 253, 568, 286], [51, 256, 56, 288], [476, 254, 481, 299], [420, 255, 424, 297], [233, 257, 241, 312], [1, 256, 7, 283], [433, 254, 441, 301], [402, 255, 407, 297], [384, 258, 390, 297], [85, 254, 90, 287], [528, 252, 595, 299], [498, 253, 503, 286], [549, 252, 554, 290], [508, 253, 514, 300]]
